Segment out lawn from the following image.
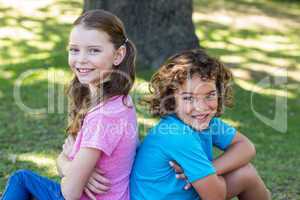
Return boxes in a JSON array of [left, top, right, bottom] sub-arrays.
[[0, 0, 299, 199]]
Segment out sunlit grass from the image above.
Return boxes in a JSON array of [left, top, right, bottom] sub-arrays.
[[193, 0, 300, 77], [0, 70, 15, 79], [132, 78, 150, 94], [16, 68, 72, 86], [235, 79, 294, 98], [193, 11, 289, 31], [17, 153, 57, 175], [0, 0, 80, 65], [221, 118, 241, 129]]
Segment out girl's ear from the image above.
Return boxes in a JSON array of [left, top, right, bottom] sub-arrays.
[[113, 46, 126, 66]]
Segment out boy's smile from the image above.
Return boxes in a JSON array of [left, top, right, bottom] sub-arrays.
[[174, 75, 218, 131]]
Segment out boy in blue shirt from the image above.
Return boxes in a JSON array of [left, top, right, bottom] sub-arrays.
[[130, 49, 270, 200]]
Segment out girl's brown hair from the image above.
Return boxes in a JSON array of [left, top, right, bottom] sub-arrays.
[[145, 48, 233, 117], [66, 9, 136, 137]]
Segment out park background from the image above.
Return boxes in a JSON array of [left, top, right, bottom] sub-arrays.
[[0, 0, 299, 199]]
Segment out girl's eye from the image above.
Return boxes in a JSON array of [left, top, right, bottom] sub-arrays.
[[68, 48, 79, 54], [183, 96, 194, 102], [88, 48, 101, 54]]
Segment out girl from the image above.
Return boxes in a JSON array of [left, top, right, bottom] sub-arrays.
[[2, 9, 138, 200], [130, 49, 271, 200]]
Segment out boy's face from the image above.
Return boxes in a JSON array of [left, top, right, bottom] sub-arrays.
[[174, 75, 218, 131], [68, 25, 117, 86]]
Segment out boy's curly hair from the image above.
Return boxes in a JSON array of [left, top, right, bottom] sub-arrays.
[[144, 48, 233, 117]]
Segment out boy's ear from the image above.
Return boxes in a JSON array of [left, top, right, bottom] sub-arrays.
[[113, 46, 126, 66]]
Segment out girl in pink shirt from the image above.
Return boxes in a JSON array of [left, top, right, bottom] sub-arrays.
[[2, 9, 138, 200]]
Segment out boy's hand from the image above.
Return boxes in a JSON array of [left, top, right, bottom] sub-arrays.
[[84, 168, 111, 200], [169, 161, 192, 190]]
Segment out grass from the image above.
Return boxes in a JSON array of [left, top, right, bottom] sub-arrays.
[[0, 0, 299, 199]]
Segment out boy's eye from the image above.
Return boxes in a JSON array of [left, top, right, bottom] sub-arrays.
[[183, 96, 194, 102], [206, 92, 217, 100]]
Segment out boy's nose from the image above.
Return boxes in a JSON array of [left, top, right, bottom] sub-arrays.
[[193, 98, 209, 111]]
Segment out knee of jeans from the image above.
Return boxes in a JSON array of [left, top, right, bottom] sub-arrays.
[[9, 169, 32, 183]]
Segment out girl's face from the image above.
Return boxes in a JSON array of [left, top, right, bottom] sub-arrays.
[[174, 75, 218, 131], [68, 25, 124, 86]]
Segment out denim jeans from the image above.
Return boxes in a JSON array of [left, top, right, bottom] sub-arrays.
[[1, 169, 65, 200]]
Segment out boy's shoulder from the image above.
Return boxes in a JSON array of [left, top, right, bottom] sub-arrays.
[[153, 115, 225, 134], [208, 117, 236, 134], [151, 115, 193, 135], [145, 116, 230, 142], [143, 115, 198, 148]]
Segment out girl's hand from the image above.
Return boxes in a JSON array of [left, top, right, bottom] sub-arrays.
[[62, 136, 75, 157], [169, 161, 192, 190], [84, 168, 111, 200]]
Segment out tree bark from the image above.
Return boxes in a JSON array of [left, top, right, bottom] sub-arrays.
[[83, 0, 200, 69]]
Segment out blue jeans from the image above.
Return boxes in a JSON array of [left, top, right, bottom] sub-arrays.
[[1, 169, 65, 200]]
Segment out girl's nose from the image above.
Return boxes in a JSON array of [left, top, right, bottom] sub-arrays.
[[77, 52, 88, 64]]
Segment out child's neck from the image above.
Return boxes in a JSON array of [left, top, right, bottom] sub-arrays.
[[89, 84, 103, 107]]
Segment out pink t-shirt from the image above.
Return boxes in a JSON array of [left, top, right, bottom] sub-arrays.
[[68, 95, 138, 200]]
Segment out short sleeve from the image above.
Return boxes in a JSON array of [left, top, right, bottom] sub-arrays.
[[80, 114, 124, 156], [211, 118, 237, 151], [166, 133, 216, 183]]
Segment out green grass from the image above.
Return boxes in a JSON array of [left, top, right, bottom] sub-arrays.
[[0, 0, 300, 199]]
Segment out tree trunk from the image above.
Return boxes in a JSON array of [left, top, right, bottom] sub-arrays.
[[83, 0, 200, 69]]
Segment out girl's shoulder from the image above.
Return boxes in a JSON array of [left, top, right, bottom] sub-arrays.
[[86, 95, 135, 119]]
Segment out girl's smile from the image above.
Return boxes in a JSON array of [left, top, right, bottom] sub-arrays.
[[76, 68, 96, 74], [75, 68, 97, 77]]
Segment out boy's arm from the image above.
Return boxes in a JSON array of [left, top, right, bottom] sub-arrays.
[[171, 162, 227, 199], [192, 174, 226, 200], [213, 132, 256, 175]]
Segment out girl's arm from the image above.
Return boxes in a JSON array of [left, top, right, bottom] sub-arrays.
[[61, 147, 101, 200], [56, 136, 74, 177], [56, 152, 71, 177], [57, 150, 111, 199], [213, 132, 256, 175]]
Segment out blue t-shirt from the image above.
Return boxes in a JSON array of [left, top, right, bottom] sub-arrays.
[[130, 114, 236, 200]]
